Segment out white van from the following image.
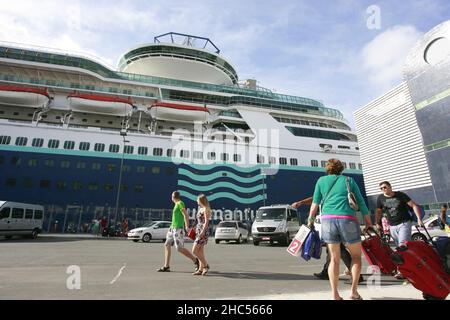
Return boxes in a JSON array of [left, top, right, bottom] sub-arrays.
[[0, 201, 44, 239], [251, 204, 300, 246]]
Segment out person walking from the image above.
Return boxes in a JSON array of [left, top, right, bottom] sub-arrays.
[[375, 181, 424, 279], [440, 204, 448, 230], [292, 197, 364, 283], [307, 159, 372, 300], [192, 194, 212, 276], [157, 191, 199, 272]]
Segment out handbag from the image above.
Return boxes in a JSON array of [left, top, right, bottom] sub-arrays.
[[346, 176, 359, 211], [300, 226, 322, 261], [187, 227, 196, 240]]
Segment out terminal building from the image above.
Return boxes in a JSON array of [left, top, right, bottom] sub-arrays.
[[354, 20, 450, 211]]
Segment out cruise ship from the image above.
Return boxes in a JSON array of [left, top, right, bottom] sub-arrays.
[[0, 32, 365, 232]]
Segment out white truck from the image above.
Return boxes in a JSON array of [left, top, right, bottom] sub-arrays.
[[0, 201, 44, 239]]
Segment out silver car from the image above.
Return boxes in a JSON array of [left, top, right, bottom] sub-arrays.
[[215, 221, 249, 244]]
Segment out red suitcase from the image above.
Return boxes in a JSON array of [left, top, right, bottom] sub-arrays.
[[391, 227, 450, 300], [361, 230, 396, 275]]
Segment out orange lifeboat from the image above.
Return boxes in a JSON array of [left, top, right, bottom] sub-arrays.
[[67, 92, 134, 116], [0, 84, 50, 107], [149, 101, 209, 123]]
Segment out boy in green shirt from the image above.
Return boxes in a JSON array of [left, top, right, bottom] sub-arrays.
[[157, 191, 199, 272]]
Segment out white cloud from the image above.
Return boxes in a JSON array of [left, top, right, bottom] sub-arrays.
[[360, 25, 423, 92]]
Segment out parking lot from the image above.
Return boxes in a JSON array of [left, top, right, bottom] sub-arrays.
[[0, 235, 402, 300]]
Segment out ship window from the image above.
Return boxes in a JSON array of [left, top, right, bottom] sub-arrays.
[[32, 138, 44, 147], [12, 208, 24, 219], [61, 161, 71, 169], [40, 180, 51, 188], [122, 165, 131, 172], [137, 166, 146, 173], [358, 163, 363, 170], [257, 155, 265, 164], [167, 149, 175, 157], [48, 139, 60, 149], [321, 161, 327, 168], [221, 153, 229, 161], [5, 178, 16, 187], [194, 151, 203, 159], [342, 162, 347, 169], [94, 143, 105, 152], [95, 120, 101, 123], [134, 185, 144, 193], [79, 142, 90, 151], [15, 137, 28, 146], [233, 154, 242, 162], [104, 184, 114, 191], [13, 112, 19, 116], [120, 184, 128, 192], [56, 181, 67, 190], [11, 157, 21, 165], [82, 119, 88, 122], [290, 158, 298, 166], [88, 183, 99, 191], [23, 178, 33, 188], [338, 145, 350, 149], [107, 164, 116, 172], [152, 167, 160, 174], [311, 160, 319, 167], [124, 146, 134, 154], [180, 150, 190, 158], [34, 210, 43, 219], [279, 157, 287, 165], [165, 168, 176, 175], [73, 181, 83, 191], [92, 163, 101, 171], [108, 87, 118, 93], [28, 159, 38, 167], [70, 83, 80, 89], [123, 89, 132, 95], [153, 148, 163, 156], [109, 144, 120, 153], [356, 147, 360, 150], [207, 152, 216, 160], [0, 136, 11, 145], [25, 209, 34, 219], [45, 160, 54, 167], [138, 147, 148, 155], [269, 157, 276, 164], [64, 141, 75, 150], [108, 121, 113, 125], [76, 162, 86, 169], [349, 162, 356, 169]]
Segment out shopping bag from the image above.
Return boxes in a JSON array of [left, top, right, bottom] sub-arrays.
[[286, 225, 311, 257], [300, 227, 322, 261]]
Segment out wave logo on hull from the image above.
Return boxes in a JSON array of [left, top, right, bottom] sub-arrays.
[[177, 164, 267, 204]]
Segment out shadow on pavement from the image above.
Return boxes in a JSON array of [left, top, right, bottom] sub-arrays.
[[0, 235, 126, 243], [207, 271, 316, 281]]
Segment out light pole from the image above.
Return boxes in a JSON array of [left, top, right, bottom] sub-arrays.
[[114, 129, 129, 232]]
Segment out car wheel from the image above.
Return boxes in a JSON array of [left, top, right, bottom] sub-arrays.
[[215, 239, 220, 244], [237, 235, 242, 244], [253, 240, 259, 246], [132, 240, 139, 243], [412, 233, 427, 242], [30, 229, 39, 239], [142, 233, 152, 243]]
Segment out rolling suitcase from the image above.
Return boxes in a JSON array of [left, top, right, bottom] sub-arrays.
[[361, 229, 396, 275], [391, 226, 450, 300]]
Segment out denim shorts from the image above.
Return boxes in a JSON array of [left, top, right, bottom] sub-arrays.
[[320, 216, 361, 244]]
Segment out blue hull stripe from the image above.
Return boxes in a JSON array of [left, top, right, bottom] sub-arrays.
[[178, 179, 266, 193], [178, 168, 263, 183], [179, 190, 267, 204]]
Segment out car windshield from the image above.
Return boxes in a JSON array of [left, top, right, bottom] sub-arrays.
[[218, 222, 237, 228], [141, 221, 157, 228], [256, 208, 286, 221]]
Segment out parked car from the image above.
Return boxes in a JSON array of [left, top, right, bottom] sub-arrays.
[[412, 215, 449, 242], [127, 221, 171, 243], [215, 221, 249, 244], [251, 204, 299, 246], [0, 201, 44, 239]]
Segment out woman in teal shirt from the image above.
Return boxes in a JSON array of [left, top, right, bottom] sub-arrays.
[[308, 159, 372, 300]]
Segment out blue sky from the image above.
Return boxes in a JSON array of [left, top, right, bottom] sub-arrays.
[[0, 0, 449, 128]]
